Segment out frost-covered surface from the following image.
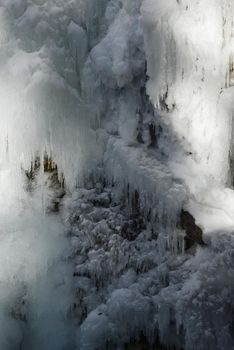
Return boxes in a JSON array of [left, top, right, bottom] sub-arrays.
[[1, 0, 234, 349], [64, 186, 234, 350], [81, 0, 188, 251], [142, 0, 234, 185], [0, 0, 97, 348], [0, 0, 106, 189], [0, 166, 74, 349], [141, 0, 234, 207], [104, 138, 187, 252], [140, 0, 234, 268], [76, 0, 234, 349]]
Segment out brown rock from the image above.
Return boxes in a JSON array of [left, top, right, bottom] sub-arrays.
[[180, 210, 205, 250]]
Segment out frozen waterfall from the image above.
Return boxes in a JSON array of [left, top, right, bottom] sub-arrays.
[[0, 0, 234, 349]]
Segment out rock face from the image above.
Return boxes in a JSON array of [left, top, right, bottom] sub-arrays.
[[25, 155, 65, 212], [229, 56, 234, 87], [180, 210, 205, 250]]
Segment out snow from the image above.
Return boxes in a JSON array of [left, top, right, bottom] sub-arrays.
[[0, 168, 74, 349], [140, 0, 234, 241], [141, 0, 234, 186]]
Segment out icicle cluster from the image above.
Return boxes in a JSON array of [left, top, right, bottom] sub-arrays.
[[0, 0, 107, 192], [141, 0, 234, 190]]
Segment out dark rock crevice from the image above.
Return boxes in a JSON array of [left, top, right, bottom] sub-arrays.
[[180, 210, 205, 250]]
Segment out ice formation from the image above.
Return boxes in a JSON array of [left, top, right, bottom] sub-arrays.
[[142, 0, 234, 187], [78, 0, 234, 348], [1, 0, 234, 349]]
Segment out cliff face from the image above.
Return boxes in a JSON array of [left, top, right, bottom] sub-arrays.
[[0, 0, 234, 349]]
